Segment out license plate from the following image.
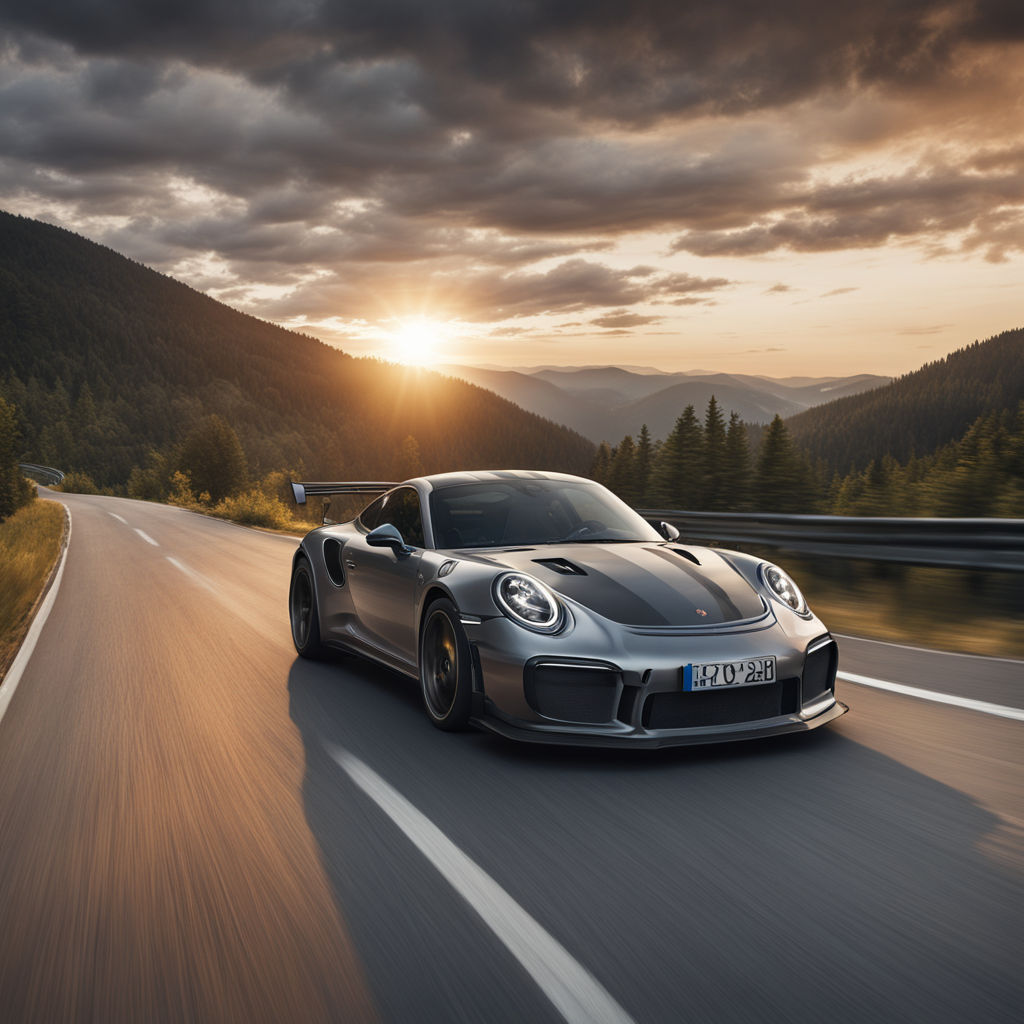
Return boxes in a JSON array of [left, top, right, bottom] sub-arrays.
[[683, 656, 776, 691]]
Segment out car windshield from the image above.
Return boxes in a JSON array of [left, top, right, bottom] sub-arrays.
[[428, 478, 663, 549]]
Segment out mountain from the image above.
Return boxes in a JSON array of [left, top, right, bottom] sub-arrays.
[[440, 364, 890, 442], [786, 328, 1024, 476], [0, 212, 595, 487]]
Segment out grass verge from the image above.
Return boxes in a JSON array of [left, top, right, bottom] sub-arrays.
[[778, 555, 1024, 660], [0, 499, 67, 680]]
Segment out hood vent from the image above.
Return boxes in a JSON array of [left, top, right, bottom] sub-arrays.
[[669, 547, 702, 566], [533, 557, 587, 576]]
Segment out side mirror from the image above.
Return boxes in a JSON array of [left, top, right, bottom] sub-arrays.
[[657, 521, 680, 541], [366, 522, 412, 555]]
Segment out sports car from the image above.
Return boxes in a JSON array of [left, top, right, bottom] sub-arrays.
[[288, 470, 846, 747]]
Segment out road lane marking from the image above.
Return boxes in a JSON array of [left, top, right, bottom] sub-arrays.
[[134, 528, 158, 546], [107, 512, 128, 525], [327, 744, 635, 1024], [834, 633, 1024, 666], [165, 556, 218, 594], [837, 672, 1024, 722], [0, 504, 71, 726]]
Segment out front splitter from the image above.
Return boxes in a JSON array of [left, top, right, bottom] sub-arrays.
[[471, 698, 848, 749]]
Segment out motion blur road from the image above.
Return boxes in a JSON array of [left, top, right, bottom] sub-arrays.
[[1, 491, 1020, 1023]]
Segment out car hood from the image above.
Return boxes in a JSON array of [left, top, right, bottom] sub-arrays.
[[466, 543, 766, 627]]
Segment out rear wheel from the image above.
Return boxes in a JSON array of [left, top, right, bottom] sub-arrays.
[[290, 557, 325, 658], [419, 598, 473, 730]]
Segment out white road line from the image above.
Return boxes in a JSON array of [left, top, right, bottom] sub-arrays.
[[834, 633, 1024, 666], [0, 505, 72, 726], [837, 671, 1024, 722], [107, 512, 128, 525], [134, 528, 158, 546], [328, 744, 635, 1024], [165, 556, 218, 593]]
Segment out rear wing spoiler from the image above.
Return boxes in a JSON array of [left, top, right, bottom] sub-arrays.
[[289, 480, 398, 525], [289, 480, 398, 505]]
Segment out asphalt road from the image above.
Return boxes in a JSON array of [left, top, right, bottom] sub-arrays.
[[0, 491, 1020, 1023]]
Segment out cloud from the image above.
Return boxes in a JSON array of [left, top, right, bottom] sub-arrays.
[[0, 1, 1021, 342], [590, 311, 662, 329]]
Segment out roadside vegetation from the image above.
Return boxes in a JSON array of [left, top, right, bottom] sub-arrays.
[[769, 555, 1024, 659], [0, 499, 66, 679]]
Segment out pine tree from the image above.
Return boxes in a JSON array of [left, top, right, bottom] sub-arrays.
[[648, 406, 704, 509], [723, 412, 750, 511], [635, 424, 653, 505], [754, 415, 812, 512], [702, 396, 727, 510], [609, 435, 639, 504], [592, 441, 613, 484]]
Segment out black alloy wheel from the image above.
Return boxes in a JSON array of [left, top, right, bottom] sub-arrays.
[[290, 557, 324, 658], [419, 598, 472, 730]]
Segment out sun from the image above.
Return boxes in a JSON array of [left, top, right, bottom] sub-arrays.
[[388, 318, 445, 366]]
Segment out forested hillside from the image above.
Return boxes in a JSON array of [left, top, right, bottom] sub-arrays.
[[786, 329, 1024, 476], [0, 212, 594, 489]]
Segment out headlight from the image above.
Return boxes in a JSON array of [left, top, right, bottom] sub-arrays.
[[759, 562, 808, 615], [493, 572, 564, 633]]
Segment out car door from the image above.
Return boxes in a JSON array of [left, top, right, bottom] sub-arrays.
[[344, 487, 426, 667]]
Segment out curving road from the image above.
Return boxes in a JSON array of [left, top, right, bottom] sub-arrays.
[[0, 491, 1020, 1023]]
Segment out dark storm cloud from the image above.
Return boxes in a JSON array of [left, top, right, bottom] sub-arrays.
[[1, 0, 1022, 322], [5, 1, 1021, 120]]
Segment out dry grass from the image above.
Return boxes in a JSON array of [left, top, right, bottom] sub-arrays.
[[782, 557, 1024, 660], [209, 489, 309, 533], [0, 499, 67, 679]]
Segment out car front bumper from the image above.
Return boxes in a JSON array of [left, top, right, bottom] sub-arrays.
[[462, 609, 846, 747]]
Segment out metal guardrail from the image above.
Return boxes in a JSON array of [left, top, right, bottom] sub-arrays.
[[18, 463, 65, 486], [639, 509, 1024, 572]]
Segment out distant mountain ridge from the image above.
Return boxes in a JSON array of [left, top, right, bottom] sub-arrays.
[[439, 363, 891, 442], [0, 212, 595, 487], [786, 327, 1024, 475]]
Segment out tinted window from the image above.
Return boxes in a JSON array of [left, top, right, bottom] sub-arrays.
[[386, 488, 425, 548], [429, 479, 661, 548], [358, 495, 387, 531]]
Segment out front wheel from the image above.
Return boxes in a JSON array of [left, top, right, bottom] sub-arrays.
[[290, 556, 326, 658], [419, 598, 473, 730]]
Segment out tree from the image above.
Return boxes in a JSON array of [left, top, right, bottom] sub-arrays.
[[635, 424, 653, 505], [0, 396, 33, 519], [754, 415, 813, 513], [702, 396, 728, 510], [178, 415, 247, 503], [591, 441, 613, 484], [609, 435, 638, 504], [398, 434, 424, 479], [648, 406, 704, 509], [723, 412, 750, 511]]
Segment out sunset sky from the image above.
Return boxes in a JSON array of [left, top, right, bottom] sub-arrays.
[[1, 1, 1021, 376]]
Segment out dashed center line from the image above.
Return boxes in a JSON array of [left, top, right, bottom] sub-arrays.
[[107, 512, 128, 525], [328, 743, 635, 1024], [165, 556, 217, 593], [134, 529, 158, 546]]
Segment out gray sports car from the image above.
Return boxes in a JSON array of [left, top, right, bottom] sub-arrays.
[[288, 470, 846, 747]]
